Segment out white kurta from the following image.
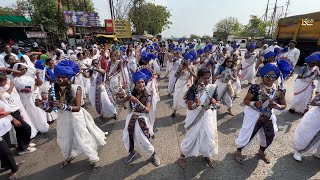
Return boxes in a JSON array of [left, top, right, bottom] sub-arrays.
[[168, 59, 181, 94], [146, 78, 160, 136], [89, 72, 117, 118], [294, 106, 320, 153], [13, 75, 49, 133], [57, 85, 106, 162], [180, 84, 219, 157], [215, 80, 233, 109]]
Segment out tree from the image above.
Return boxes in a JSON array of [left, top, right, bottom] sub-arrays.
[[128, 2, 171, 35], [201, 35, 213, 42], [189, 34, 201, 41], [240, 15, 270, 37], [213, 17, 242, 41]]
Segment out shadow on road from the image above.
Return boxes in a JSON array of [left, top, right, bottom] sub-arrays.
[[265, 154, 320, 179]]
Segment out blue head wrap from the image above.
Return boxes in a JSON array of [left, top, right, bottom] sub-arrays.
[[184, 52, 194, 61], [247, 44, 255, 50], [148, 53, 157, 60], [282, 47, 289, 53], [152, 42, 158, 49], [54, 60, 80, 79], [35, 60, 45, 70], [189, 43, 195, 49], [169, 44, 175, 51], [197, 48, 204, 55], [189, 50, 197, 61], [146, 45, 154, 52], [204, 45, 211, 52], [174, 47, 181, 52], [120, 45, 127, 52], [277, 59, 294, 80], [178, 38, 183, 44], [132, 70, 147, 85], [141, 52, 152, 62], [264, 51, 276, 60], [258, 63, 280, 79], [139, 68, 153, 81], [305, 54, 320, 63]]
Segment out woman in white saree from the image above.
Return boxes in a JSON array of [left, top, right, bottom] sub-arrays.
[[36, 60, 106, 173], [240, 44, 257, 85], [235, 63, 286, 164], [293, 94, 320, 161], [178, 67, 219, 169], [289, 54, 320, 115]]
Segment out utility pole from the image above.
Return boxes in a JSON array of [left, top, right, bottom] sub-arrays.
[[270, 0, 278, 37], [109, 0, 115, 20], [264, 0, 270, 22], [285, 0, 290, 17]]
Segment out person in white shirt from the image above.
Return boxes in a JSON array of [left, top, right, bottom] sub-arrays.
[[0, 45, 18, 67], [281, 40, 300, 67], [268, 42, 279, 52]]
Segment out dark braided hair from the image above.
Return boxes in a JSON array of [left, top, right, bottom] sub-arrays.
[[54, 81, 73, 105], [186, 67, 211, 96]]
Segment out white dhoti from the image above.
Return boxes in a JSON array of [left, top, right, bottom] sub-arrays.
[[241, 59, 256, 84], [235, 106, 278, 149], [123, 112, 155, 157], [294, 107, 320, 154], [215, 80, 233, 109]]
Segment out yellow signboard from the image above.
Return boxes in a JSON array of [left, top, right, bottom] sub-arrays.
[[301, 18, 314, 26], [113, 20, 132, 38]]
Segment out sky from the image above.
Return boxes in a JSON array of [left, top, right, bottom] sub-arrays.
[[1, 0, 320, 38]]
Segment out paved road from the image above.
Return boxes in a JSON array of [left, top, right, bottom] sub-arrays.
[[1, 69, 320, 180]]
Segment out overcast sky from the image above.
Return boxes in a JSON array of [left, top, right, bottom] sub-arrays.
[[1, 0, 319, 37]]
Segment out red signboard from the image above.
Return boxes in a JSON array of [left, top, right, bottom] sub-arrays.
[[105, 19, 114, 33]]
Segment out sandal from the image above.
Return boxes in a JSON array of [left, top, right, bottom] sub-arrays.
[[178, 156, 186, 169], [227, 109, 235, 116], [60, 157, 75, 169], [205, 157, 215, 168], [91, 161, 100, 174], [258, 150, 270, 164], [234, 150, 245, 164]]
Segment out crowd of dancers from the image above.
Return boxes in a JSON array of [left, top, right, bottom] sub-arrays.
[[0, 38, 320, 179]]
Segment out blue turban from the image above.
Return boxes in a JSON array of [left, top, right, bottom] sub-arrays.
[[305, 54, 320, 63], [141, 52, 152, 62], [258, 63, 280, 79], [120, 45, 127, 52], [54, 60, 80, 79], [132, 70, 147, 85], [174, 47, 182, 52], [139, 68, 153, 81], [184, 52, 194, 61], [148, 53, 157, 60], [146, 45, 154, 52], [169, 44, 175, 51], [178, 38, 183, 44], [189, 43, 195, 49], [282, 47, 289, 53], [277, 59, 294, 80], [35, 60, 45, 70], [197, 48, 204, 55], [264, 51, 276, 60], [189, 50, 197, 61], [152, 42, 158, 48], [247, 44, 256, 50], [204, 45, 211, 52]]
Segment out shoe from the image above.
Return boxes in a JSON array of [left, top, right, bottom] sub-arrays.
[[29, 143, 36, 148], [9, 172, 17, 180], [293, 150, 302, 162], [125, 151, 137, 164], [313, 153, 320, 159], [288, 109, 296, 114], [91, 161, 100, 174], [152, 153, 160, 167], [18, 147, 36, 155], [171, 113, 176, 118], [258, 149, 270, 164]]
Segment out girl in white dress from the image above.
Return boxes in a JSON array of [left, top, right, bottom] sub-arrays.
[[241, 44, 257, 85], [171, 53, 196, 118], [84, 59, 117, 119], [36, 60, 106, 173], [178, 67, 219, 169]]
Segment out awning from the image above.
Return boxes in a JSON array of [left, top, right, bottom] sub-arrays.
[[96, 34, 119, 42], [0, 15, 31, 23]]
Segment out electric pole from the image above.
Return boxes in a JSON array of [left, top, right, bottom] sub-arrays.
[[264, 0, 270, 22], [285, 0, 290, 17]]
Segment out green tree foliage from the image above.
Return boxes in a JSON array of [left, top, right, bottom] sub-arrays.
[[240, 15, 270, 37], [213, 17, 242, 41], [201, 35, 213, 42], [128, 2, 171, 35], [17, 0, 96, 41], [189, 34, 201, 41]]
